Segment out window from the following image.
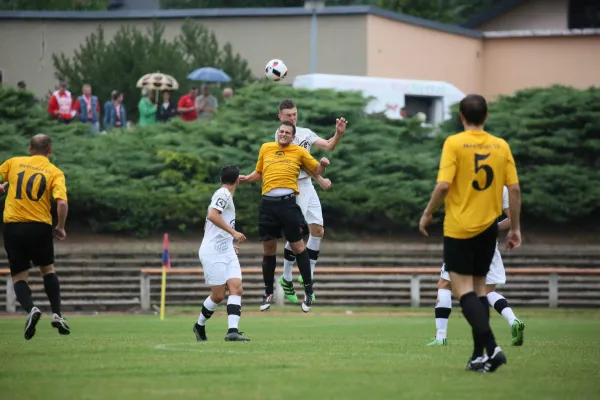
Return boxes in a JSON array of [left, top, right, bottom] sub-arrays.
[[404, 95, 444, 125], [568, 0, 600, 29]]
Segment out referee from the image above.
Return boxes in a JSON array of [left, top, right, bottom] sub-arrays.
[[419, 94, 521, 373], [0, 134, 71, 340], [240, 121, 330, 313]]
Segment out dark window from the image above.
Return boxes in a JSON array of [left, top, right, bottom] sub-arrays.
[[569, 0, 600, 29]]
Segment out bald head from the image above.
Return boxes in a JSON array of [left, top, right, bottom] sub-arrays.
[[223, 87, 233, 99], [29, 134, 52, 156]]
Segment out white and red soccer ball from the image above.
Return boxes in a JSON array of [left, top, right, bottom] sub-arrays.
[[265, 59, 288, 81]]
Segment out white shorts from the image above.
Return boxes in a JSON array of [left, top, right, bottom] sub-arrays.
[[296, 178, 324, 226], [199, 250, 242, 286], [440, 246, 506, 285]]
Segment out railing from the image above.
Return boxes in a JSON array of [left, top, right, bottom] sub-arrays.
[[138, 267, 600, 310]]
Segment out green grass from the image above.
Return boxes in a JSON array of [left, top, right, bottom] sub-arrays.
[[1, 308, 599, 400]]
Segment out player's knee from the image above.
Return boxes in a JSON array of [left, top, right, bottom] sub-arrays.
[[11, 271, 28, 284], [438, 278, 451, 290], [39, 264, 55, 276], [486, 284, 496, 294], [229, 285, 243, 297], [289, 240, 305, 254], [309, 224, 324, 238]]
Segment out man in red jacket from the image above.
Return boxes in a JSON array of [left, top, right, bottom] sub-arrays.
[[47, 82, 75, 123]]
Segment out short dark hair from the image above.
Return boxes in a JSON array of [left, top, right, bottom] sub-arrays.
[[17, 81, 26, 89], [30, 134, 52, 155], [280, 120, 296, 135], [279, 99, 296, 111], [459, 94, 488, 125], [112, 91, 122, 101], [221, 165, 240, 185]]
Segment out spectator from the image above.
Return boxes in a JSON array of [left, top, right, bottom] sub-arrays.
[[104, 91, 127, 131], [138, 88, 157, 127], [196, 84, 218, 119], [223, 87, 234, 99], [47, 81, 75, 124], [157, 90, 178, 122], [178, 86, 198, 122], [73, 84, 101, 134]]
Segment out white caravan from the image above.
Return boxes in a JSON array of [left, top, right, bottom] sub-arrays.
[[292, 74, 465, 125]]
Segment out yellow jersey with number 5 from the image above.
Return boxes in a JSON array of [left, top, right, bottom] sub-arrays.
[[0, 155, 68, 225], [437, 130, 518, 239]]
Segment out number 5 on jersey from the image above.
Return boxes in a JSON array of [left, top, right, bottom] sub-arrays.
[[473, 153, 493, 191]]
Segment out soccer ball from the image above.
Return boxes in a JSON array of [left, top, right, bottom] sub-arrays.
[[265, 59, 288, 81]]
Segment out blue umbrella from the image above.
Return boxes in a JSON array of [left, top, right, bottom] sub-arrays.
[[187, 67, 231, 83]]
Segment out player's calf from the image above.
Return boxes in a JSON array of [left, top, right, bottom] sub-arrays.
[[487, 290, 524, 346], [193, 293, 221, 341], [260, 254, 277, 311], [428, 280, 452, 346]]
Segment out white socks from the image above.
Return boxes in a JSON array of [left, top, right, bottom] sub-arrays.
[[435, 289, 452, 340], [282, 235, 323, 281], [282, 242, 294, 281], [198, 296, 218, 326], [227, 295, 242, 330], [306, 235, 321, 279], [487, 291, 517, 326]]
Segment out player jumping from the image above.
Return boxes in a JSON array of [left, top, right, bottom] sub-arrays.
[[274, 99, 347, 305], [193, 165, 250, 342], [427, 186, 525, 347]]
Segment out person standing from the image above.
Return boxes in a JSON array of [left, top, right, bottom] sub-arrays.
[[419, 94, 521, 373], [157, 90, 178, 122], [73, 84, 101, 134], [240, 121, 330, 313], [138, 88, 157, 127], [0, 134, 70, 340]]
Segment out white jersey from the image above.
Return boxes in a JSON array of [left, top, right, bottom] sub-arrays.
[[274, 126, 319, 179], [496, 186, 510, 248], [200, 188, 236, 254]]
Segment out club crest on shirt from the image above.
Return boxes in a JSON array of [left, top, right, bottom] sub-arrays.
[[230, 219, 235, 229], [275, 151, 285, 156], [216, 197, 227, 208], [298, 140, 310, 149]]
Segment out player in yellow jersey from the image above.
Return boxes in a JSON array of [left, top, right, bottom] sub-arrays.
[[240, 121, 330, 313], [419, 94, 522, 373], [0, 134, 70, 340]]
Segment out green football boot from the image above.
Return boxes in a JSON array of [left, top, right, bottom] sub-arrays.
[[427, 338, 448, 346], [279, 276, 298, 304], [511, 318, 525, 346]]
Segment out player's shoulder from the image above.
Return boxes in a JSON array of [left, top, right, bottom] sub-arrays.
[[295, 126, 315, 135], [261, 142, 278, 150], [213, 187, 231, 198]]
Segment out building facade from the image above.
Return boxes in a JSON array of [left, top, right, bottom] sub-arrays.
[[0, 4, 598, 100]]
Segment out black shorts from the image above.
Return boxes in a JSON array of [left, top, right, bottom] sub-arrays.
[[3, 222, 55, 276], [443, 221, 498, 277], [258, 194, 307, 243]]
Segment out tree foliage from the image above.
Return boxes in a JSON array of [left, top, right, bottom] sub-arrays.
[[0, 84, 598, 236], [52, 20, 254, 122], [160, 0, 502, 25], [0, 0, 108, 10]]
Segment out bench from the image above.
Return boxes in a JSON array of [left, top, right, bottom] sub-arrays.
[[139, 267, 600, 310]]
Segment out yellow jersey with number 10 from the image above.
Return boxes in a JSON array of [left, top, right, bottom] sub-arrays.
[[437, 130, 519, 239], [0, 155, 68, 225]]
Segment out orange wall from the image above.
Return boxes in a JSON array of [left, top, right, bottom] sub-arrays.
[[483, 36, 600, 98], [366, 15, 484, 95], [479, 0, 568, 31]]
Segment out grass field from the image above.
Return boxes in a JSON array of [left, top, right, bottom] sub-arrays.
[[1, 308, 599, 400]]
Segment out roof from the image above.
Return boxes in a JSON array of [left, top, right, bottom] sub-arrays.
[[461, 0, 530, 29], [0, 5, 483, 39]]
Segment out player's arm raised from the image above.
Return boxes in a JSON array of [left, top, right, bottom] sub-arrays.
[[313, 117, 347, 151], [301, 165, 332, 190], [419, 138, 456, 236]]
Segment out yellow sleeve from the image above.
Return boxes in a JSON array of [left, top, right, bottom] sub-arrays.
[[52, 171, 68, 201], [437, 138, 456, 184], [299, 147, 319, 173], [255, 144, 265, 173], [504, 143, 519, 186], [0, 159, 12, 182]]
